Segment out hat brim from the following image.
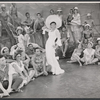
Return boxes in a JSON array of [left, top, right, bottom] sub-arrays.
[[57, 10, 62, 12], [45, 15, 62, 29], [1, 47, 8, 55]]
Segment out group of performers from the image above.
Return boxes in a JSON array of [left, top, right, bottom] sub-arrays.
[[0, 3, 99, 98]]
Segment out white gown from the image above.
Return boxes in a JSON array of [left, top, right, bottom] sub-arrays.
[[46, 29, 65, 75]]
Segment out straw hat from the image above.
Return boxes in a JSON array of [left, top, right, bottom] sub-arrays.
[[16, 26, 23, 33], [74, 7, 78, 10], [87, 13, 91, 16], [97, 38, 100, 42], [57, 8, 62, 12], [45, 15, 62, 29], [85, 24, 91, 27], [1, 4, 6, 8], [1, 47, 8, 55]]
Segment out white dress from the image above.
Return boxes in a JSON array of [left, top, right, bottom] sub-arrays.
[[46, 29, 65, 75]]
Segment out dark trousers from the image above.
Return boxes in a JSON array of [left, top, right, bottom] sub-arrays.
[[0, 80, 9, 93], [11, 76, 23, 90]]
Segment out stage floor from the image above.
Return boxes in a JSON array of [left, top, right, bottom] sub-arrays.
[[7, 59, 100, 98]]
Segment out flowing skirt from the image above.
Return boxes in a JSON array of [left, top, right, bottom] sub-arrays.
[[46, 39, 65, 75]]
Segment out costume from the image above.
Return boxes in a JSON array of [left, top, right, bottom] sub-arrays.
[[45, 15, 65, 75]]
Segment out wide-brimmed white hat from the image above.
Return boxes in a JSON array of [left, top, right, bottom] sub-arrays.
[[1, 47, 9, 55], [16, 26, 23, 33], [45, 15, 62, 29], [57, 8, 62, 12], [1, 4, 6, 8], [87, 13, 91, 16]]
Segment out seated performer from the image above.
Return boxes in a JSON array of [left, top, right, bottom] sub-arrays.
[[81, 42, 98, 65], [26, 43, 45, 58], [11, 50, 34, 86], [60, 26, 70, 57], [67, 43, 83, 66], [1, 47, 15, 63], [0, 55, 23, 98], [95, 38, 100, 65], [31, 47, 51, 77]]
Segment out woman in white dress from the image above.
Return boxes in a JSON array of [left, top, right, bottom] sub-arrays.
[[44, 15, 65, 75]]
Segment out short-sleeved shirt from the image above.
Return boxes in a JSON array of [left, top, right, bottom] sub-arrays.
[[83, 48, 95, 61], [9, 61, 24, 75]]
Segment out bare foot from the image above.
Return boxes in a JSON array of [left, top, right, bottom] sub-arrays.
[[79, 63, 82, 67]]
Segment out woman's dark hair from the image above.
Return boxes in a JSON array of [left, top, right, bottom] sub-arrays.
[[13, 49, 23, 60], [2, 48, 7, 53], [50, 22, 56, 25], [25, 12, 30, 16], [50, 9, 54, 12], [28, 43, 33, 47], [37, 13, 42, 17]]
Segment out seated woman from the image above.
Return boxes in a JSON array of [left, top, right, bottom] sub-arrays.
[[10, 50, 34, 86], [67, 43, 83, 66], [0, 55, 23, 98], [31, 47, 51, 77], [81, 42, 98, 65], [60, 26, 70, 57], [0, 55, 10, 98], [95, 38, 100, 65], [1, 47, 15, 63], [21, 52, 35, 81]]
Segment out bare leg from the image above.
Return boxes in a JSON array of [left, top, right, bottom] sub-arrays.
[[28, 70, 35, 81], [88, 58, 98, 65], [63, 42, 68, 57]]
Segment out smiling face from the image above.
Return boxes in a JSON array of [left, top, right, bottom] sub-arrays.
[[35, 49, 41, 55], [74, 9, 78, 14], [28, 44, 34, 50], [16, 54, 21, 61], [26, 13, 30, 18], [50, 22, 56, 30], [17, 29, 22, 35], [37, 13, 41, 19], [1, 7, 6, 12], [87, 15, 91, 19]]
